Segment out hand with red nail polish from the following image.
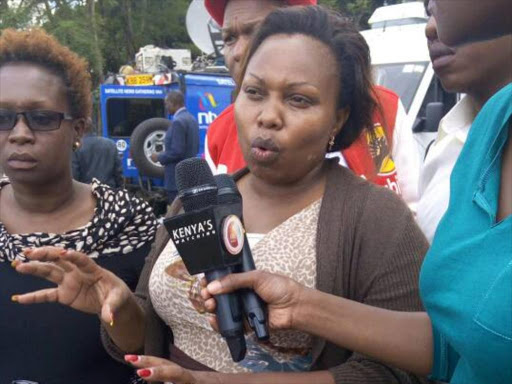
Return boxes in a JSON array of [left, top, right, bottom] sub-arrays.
[[124, 354, 139, 363], [126, 354, 214, 383], [137, 368, 152, 378]]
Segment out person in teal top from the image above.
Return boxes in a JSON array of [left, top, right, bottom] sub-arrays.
[[419, 82, 512, 384], [182, 82, 511, 384]]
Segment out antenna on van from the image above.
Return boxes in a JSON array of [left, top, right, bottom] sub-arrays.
[[186, 0, 224, 57]]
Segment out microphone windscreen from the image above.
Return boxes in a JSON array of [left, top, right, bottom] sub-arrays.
[[176, 158, 216, 192], [175, 158, 217, 211]]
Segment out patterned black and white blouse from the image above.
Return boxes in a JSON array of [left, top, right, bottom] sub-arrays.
[[0, 178, 156, 383], [0, 178, 157, 263]]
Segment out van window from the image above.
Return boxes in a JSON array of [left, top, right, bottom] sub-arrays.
[[372, 62, 428, 112], [106, 98, 165, 137]]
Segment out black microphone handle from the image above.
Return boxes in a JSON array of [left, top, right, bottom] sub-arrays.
[[238, 238, 270, 341], [205, 269, 247, 362]]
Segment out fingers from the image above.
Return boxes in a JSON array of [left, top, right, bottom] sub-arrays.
[[14, 261, 65, 285], [100, 287, 128, 326], [23, 246, 67, 262], [124, 355, 197, 383], [206, 270, 262, 295], [204, 297, 216, 313], [101, 303, 115, 327], [24, 247, 75, 272], [14, 247, 96, 285], [208, 315, 220, 333], [13, 288, 58, 304], [24, 247, 98, 274], [61, 250, 100, 274]]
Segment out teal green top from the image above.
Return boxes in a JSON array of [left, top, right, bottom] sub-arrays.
[[419, 83, 512, 384]]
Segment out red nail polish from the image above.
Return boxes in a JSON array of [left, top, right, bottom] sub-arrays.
[[23, 248, 33, 256], [124, 354, 138, 362], [138, 369, 151, 378]]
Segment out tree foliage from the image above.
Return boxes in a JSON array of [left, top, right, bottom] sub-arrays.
[[1, 0, 194, 85], [1, 0, 408, 86]]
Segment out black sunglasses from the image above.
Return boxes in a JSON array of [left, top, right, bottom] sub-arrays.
[[0, 109, 74, 132]]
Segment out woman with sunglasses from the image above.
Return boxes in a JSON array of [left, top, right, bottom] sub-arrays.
[[0, 29, 157, 383], [8, 8, 429, 384]]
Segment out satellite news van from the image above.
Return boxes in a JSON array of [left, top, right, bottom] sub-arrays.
[[100, 73, 234, 181], [361, 1, 457, 157], [100, 0, 233, 202]]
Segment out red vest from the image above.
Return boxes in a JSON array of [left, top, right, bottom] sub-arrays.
[[206, 86, 401, 195]]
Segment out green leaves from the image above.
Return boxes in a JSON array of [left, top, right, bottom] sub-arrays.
[[0, 0, 405, 86], [0, 0, 193, 86]]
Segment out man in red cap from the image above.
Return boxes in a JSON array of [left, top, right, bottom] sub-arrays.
[[204, 0, 419, 212]]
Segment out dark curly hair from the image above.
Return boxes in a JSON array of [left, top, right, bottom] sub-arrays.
[[237, 6, 377, 151], [0, 28, 92, 119]]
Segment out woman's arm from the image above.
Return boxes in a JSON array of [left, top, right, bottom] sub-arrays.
[[295, 287, 433, 376], [206, 271, 433, 377], [214, 371, 334, 384], [100, 288, 146, 353], [125, 354, 335, 384], [101, 228, 169, 359], [206, 189, 434, 378], [102, 200, 180, 360]]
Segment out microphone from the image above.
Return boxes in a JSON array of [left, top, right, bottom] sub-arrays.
[[166, 158, 247, 362], [215, 174, 269, 341]]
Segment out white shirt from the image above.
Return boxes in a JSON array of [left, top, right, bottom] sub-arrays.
[[417, 96, 478, 242], [392, 101, 420, 213], [173, 107, 187, 117]]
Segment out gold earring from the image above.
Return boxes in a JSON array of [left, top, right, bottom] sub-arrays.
[[72, 140, 81, 151], [328, 136, 335, 151]]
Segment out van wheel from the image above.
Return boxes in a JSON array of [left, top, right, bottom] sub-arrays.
[[130, 118, 170, 178]]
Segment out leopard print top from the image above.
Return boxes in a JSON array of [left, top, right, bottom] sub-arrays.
[[149, 199, 321, 373]]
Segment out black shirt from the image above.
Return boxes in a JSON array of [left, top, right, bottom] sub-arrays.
[[0, 180, 157, 384]]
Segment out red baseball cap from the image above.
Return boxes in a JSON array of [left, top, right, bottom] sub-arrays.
[[205, 0, 317, 27]]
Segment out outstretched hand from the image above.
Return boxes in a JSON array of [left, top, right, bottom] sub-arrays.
[[125, 354, 214, 383], [12, 246, 133, 325], [201, 270, 305, 331]]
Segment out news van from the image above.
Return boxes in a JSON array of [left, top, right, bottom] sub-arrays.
[[361, 1, 457, 158], [100, 73, 234, 181]]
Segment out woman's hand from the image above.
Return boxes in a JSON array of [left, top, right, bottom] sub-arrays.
[[202, 270, 306, 331], [12, 246, 133, 325], [125, 355, 216, 384]]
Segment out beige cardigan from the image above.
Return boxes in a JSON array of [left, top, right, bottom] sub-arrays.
[[103, 159, 429, 384]]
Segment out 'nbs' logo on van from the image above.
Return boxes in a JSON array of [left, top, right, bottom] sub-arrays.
[[197, 92, 218, 125]]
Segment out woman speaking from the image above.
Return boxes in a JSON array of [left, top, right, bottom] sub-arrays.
[[11, 7, 428, 384]]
